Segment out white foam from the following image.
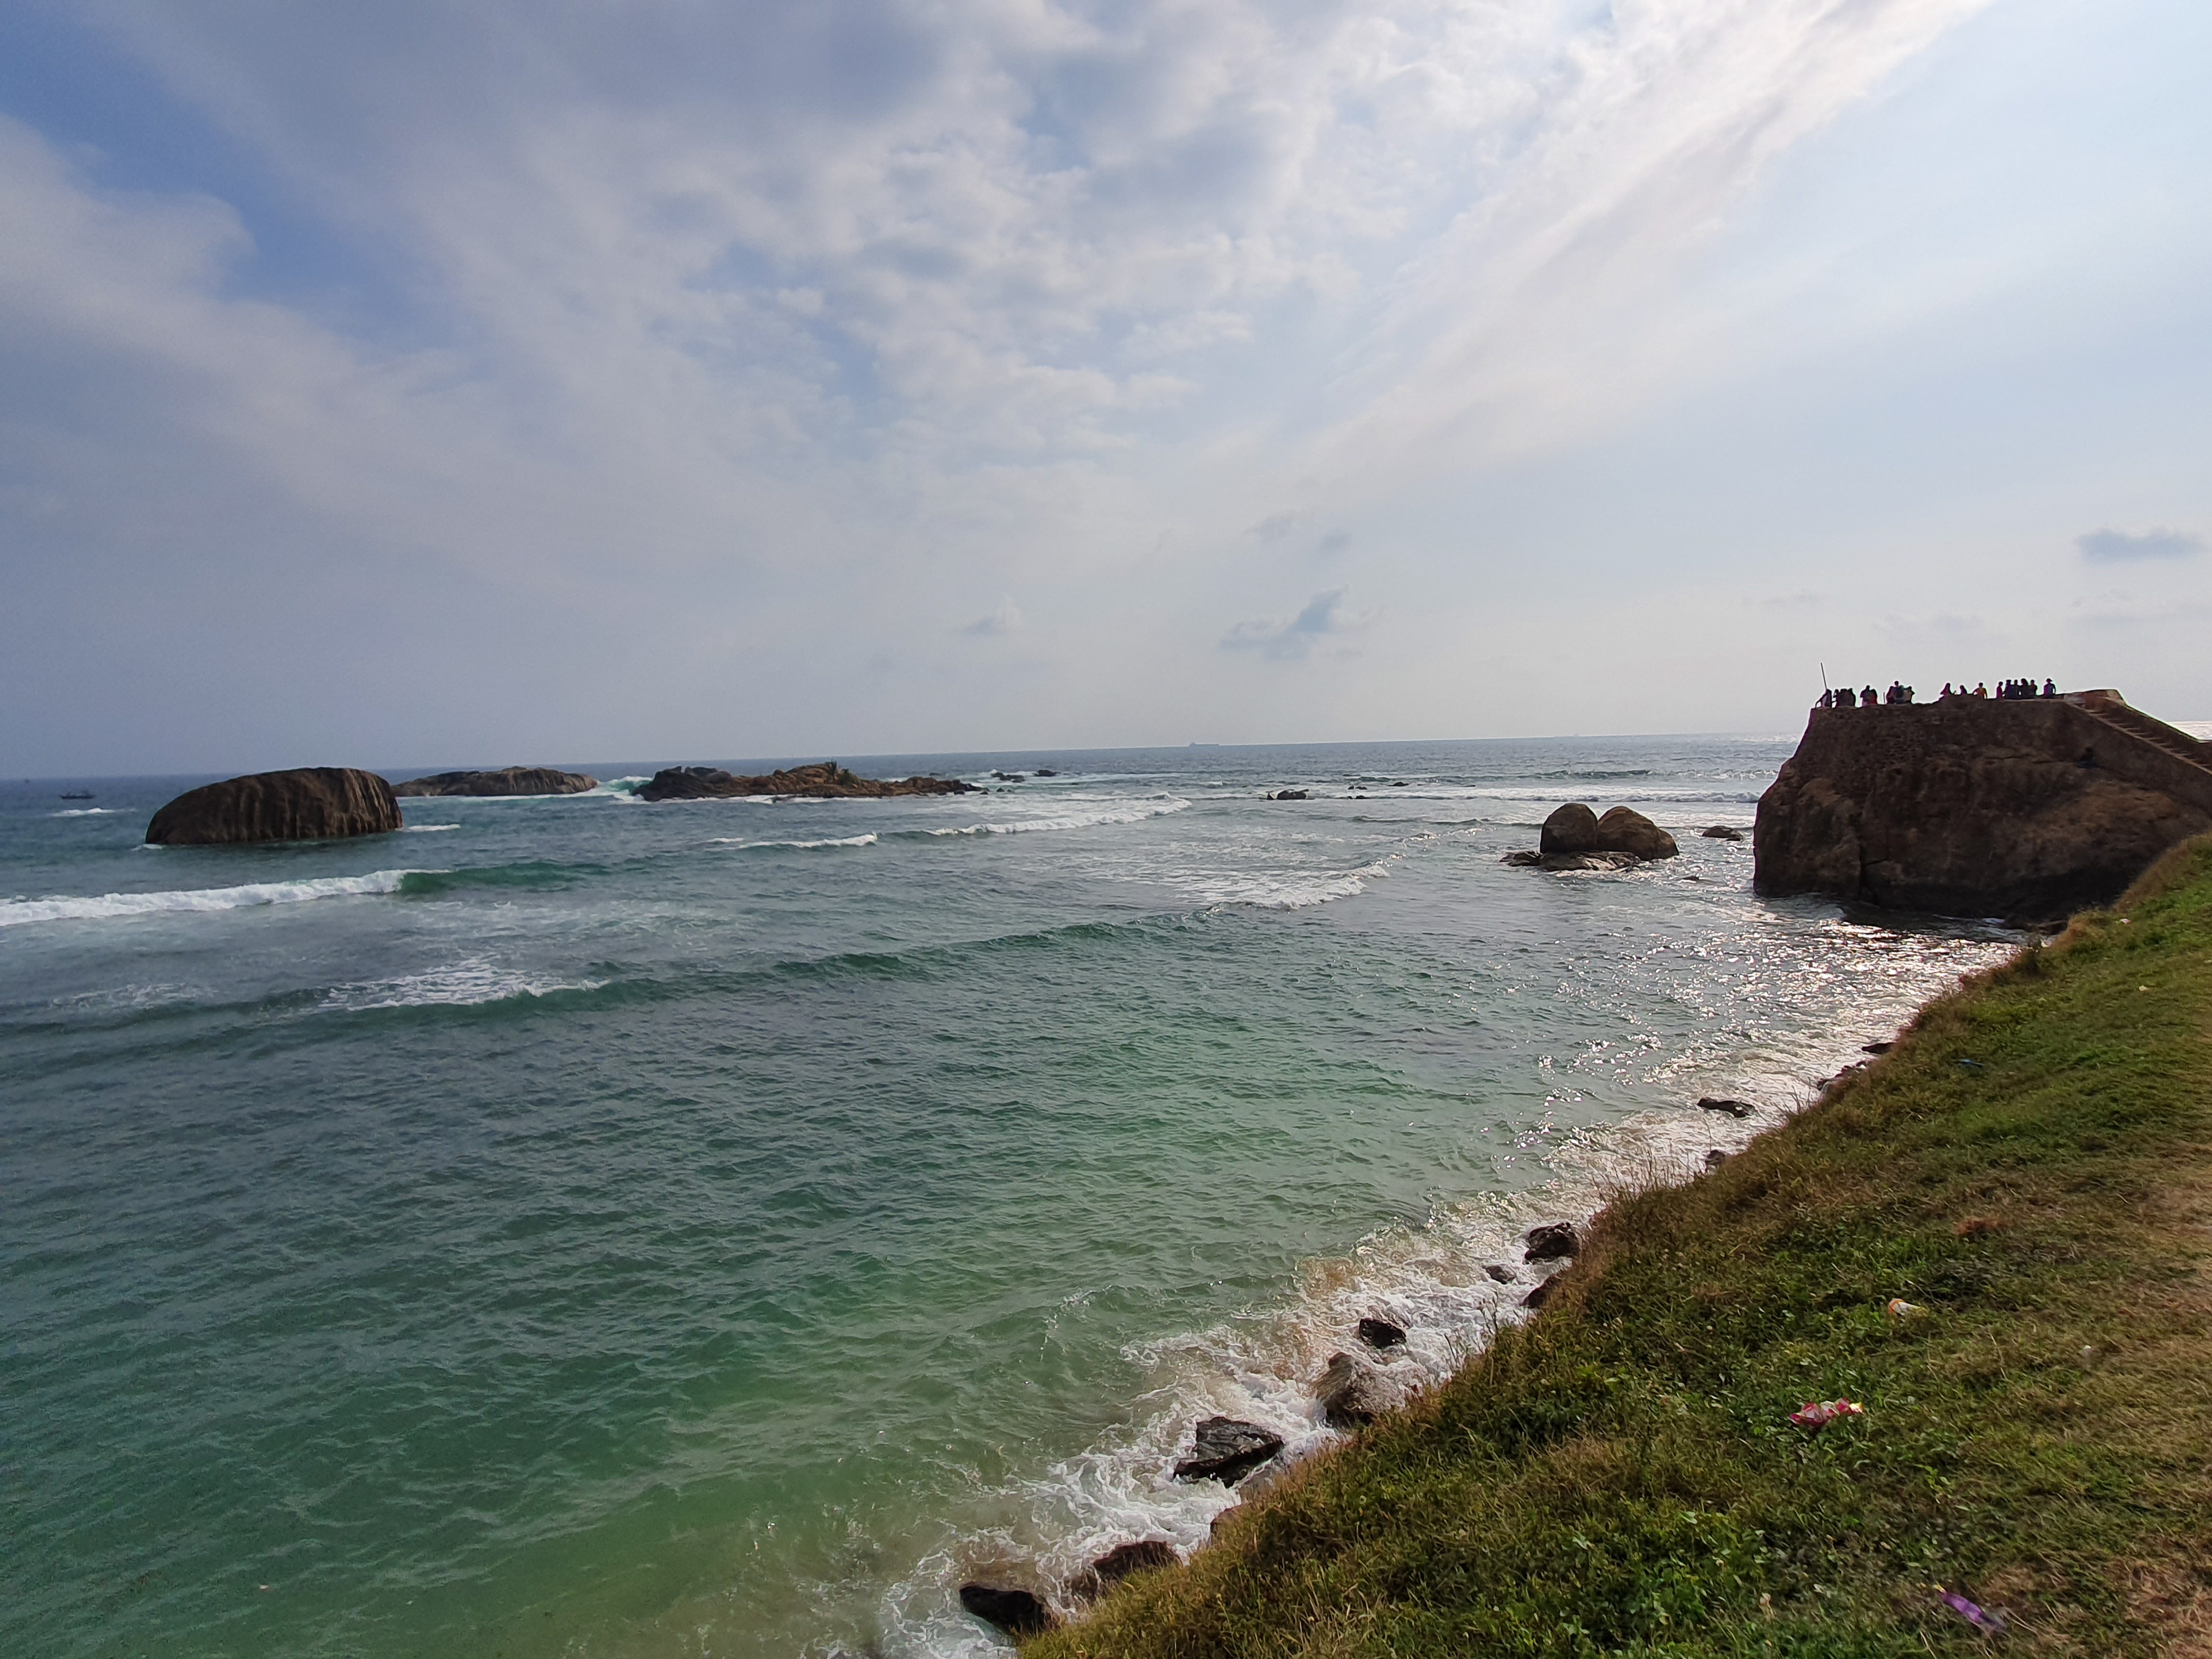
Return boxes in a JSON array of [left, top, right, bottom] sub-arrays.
[[51, 806, 126, 816], [922, 798, 1191, 837], [324, 959, 605, 1012], [709, 833, 880, 851], [0, 869, 427, 928], [398, 824, 462, 833]]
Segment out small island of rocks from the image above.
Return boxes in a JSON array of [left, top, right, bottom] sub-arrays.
[[1503, 803, 1679, 870], [637, 761, 975, 801], [392, 767, 599, 797]]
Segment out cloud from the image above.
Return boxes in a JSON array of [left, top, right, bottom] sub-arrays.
[[1247, 509, 1308, 542], [960, 599, 1023, 636], [1221, 587, 1376, 658], [2076, 527, 2203, 563]]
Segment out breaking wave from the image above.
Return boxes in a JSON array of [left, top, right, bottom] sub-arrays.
[[917, 799, 1190, 837], [0, 870, 427, 929], [710, 833, 880, 852], [324, 960, 608, 1012]]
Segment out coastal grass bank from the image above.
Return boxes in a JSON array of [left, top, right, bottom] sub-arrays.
[[1034, 837, 2212, 1657]]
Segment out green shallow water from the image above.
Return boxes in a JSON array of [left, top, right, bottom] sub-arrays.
[[0, 740, 2016, 1658]]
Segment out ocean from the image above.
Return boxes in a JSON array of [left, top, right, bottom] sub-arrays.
[[1, 736, 2020, 1659]]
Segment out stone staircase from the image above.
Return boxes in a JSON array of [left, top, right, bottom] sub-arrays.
[[2065, 690, 2212, 779]]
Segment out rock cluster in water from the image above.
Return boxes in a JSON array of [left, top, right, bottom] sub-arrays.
[[637, 762, 974, 801], [1174, 1416, 1285, 1485], [145, 768, 401, 845], [1504, 803, 1679, 871], [392, 767, 598, 797]]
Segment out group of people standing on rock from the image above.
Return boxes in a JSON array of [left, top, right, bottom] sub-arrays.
[[1819, 677, 2059, 709]]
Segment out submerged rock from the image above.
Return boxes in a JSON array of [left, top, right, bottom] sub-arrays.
[[1698, 1097, 1756, 1118], [1355, 1316, 1407, 1350], [1173, 1416, 1284, 1485], [392, 766, 597, 797], [1524, 1222, 1580, 1262], [1269, 789, 1310, 801], [1315, 1352, 1403, 1429], [1702, 825, 1745, 841], [145, 768, 400, 846], [1071, 1540, 1180, 1599], [1484, 1263, 1517, 1284], [637, 762, 973, 801], [958, 1584, 1056, 1637]]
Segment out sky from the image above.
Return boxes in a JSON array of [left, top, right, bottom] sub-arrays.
[[2, 0, 2208, 775]]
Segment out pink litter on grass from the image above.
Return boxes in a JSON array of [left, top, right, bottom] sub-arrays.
[[1788, 1398, 1864, 1430], [1937, 1587, 2007, 1634]]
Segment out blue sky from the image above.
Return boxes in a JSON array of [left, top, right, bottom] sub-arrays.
[[3, 0, 2207, 773]]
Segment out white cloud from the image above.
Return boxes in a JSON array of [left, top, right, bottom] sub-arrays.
[[960, 599, 1023, 636], [2076, 526, 2202, 562]]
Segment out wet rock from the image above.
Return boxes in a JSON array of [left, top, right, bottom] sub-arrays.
[[1698, 1097, 1756, 1118], [991, 771, 1027, 782], [1521, 1276, 1560, 1310], [1524, 1222, 1580, 1262], [1071, 1540, 1180, 1599], [1595, 806, 1679, 860], [1504, 847, 1645, 872], [146, 768, 400, 846], [1314, 1352, 1403, 1429], [1704, 1149, 1730, 1170], [391, 766, 596, 797], [1355, 1316, 1407, 1350], [1701, 825, 1744, 841], [1269, 789, 1310, 801], [958, 1584, 1056, 1637], [1540, 803, 1603, 855], [1484, 1264, 1517, 1284], [1173, 1417, 1284, 1485], [1863, 1040, 1894, 1055], [1034, 768, 1058, 777]]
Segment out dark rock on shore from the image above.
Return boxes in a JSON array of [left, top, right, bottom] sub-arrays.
[[392, 766, 597, 797], [146, 768, 400, 846], [1071, 1540, 1180, 1599], [1754, 693, 2212, 922], [1524, 1222, 1580, 1262], [1484, 1263, 1517, 1284], [637, 762, 974, 802], [1356, 1316, 1407, 1350], [1704, 1149, 1730, 1170], [1698, 1097, 1756, 1118], [1701, 825, 1744, 841], [1521, 1277, 1560, 1310], [1315, 1352, 1402, 1428], [1173, 1416, 1284, 1484], [958, 1584, 1056, 1637]]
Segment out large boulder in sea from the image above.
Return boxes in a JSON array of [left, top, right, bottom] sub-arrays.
[[637, 762, 974, 802], [392, 767, 597, 797], [1595, 806, 1678, 859], [145, 768, 400, 846], [1540, 803, 1603, 855], [1755, 692, 2212, 922]]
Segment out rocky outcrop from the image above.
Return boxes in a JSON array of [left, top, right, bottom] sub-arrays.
[[1755, 694, 2212, 922], [636, 762, 974, 802], [958, 1584, 1056, 1637], [1071, 1540, 1180, 1599], [1173, 1417, 1284, 1485], [392, 767, 597, 797], [1356, 1316, 1407, 1350], [1524, 1222, 1580, 1262], [1508, 803, 1679, 870], [1314, 1352, 1405, 1428], [146, 769, 401, 845]]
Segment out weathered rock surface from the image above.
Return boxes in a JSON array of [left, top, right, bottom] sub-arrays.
[[1484, 1263, 1517, 1284], [1314, 1351, 1405, 1428], [1356, 1316, 1407, 1350], [637, 762, 974, 802], [1524, 1222, 1580, 1262], [1596, 806, 1679, 860], [146, 768, 400, 845], [1755, 695, 2212, 923], [1173, 1416, 1284, 1484], [1071, 1540, 1180, 1599], [958, 1584, 1056, 1636], [1540, 803, 1604, 854], [392, 766, 597, 797], [1517, 803, 1676, 868]]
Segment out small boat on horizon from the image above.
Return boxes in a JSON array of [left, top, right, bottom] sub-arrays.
[[58, 791, 95, 800]]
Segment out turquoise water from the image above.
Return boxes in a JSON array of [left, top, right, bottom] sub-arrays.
[[2, 738, 2016, 1658]]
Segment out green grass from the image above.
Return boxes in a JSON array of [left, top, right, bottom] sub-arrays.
[[1033, 838, 2212, 1658]]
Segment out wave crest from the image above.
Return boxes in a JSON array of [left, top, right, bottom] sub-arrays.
[[0, 869, 428, 928]]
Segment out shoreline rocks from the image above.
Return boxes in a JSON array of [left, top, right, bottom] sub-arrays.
[[145, 769, 401, 846], [1506, 803, 1679, 871], [1173, 1416, 1284, 1485], [1356, 1316, 1407, 1351], [957, 1584, 1056, 1637], [1314, 1351, 1404, 1429], [392, 766, 597, 797], [636, 762, 974, 801], [1070, 1540, 1180, 1600], [1523, 1222, 1580, 1262]]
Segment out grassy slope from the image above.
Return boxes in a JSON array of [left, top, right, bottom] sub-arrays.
[[1033, 838, 2212, 1658]]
